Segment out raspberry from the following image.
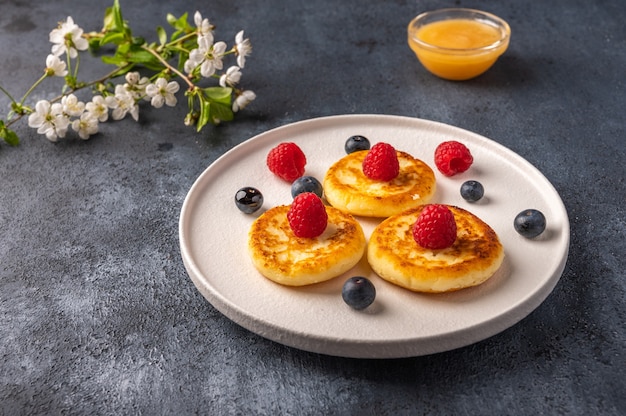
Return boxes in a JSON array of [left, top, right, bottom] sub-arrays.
[[362, 142, 400, 181], [287, 192, 328, 238], [266, 142, 306, 182], [434, 141, 473, 176], [412, 204, 457, 249]]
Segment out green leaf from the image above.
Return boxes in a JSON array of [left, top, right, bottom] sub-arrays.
[[125, 49, 156, 64], [168, 13, 191, 42], [167, 12, 190, 31], [116, 42, 130, 55], [203, 87, 233, 105], [112, 0, 124, 31], [88, 37, 102, 52], [210, 101, 234, 123], [156, 26, 167, 45], [166, 13, 176, 26], [103, 6, 115, 31], [194, 88, 235, 130], [169, 30, 182, 42], [118, 47, 162, 71], [101, 55, 127, 66], [131, 36, 145, 46], [101, 0, 132, 42], [0, 125, 19, 146], [100, 31, 126, 46], [197, 99, 211, 132], [5, 129, 19, 146], [106, 43, 161, 69], [176, 51, 188, 72]]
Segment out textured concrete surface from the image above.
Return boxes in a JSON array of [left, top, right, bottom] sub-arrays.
[[1, 0, 624, 414]]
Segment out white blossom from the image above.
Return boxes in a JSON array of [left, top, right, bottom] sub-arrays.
[[194, 11, 214, 40], [219, 66, 242, 87], [125, 72, 141, 85], [184, 35, 226, 77], [71, 112, 99, 140], [184, 34, 213, 74], [145, 78, 180, 108], [49, 16, 88, 58], [235, 30, 252, 68], [123, 71, 150, 99], [201, 40, 226, 77], [27, 100, 53, 133], [45, 54, 68, 77], [105, 85, 139, 121], [27, 100, 70, 142], [85, 95, 110, 122], [184, 48, 203, 74], [232, 90, 256, 112], [61, 93, 85, 117]]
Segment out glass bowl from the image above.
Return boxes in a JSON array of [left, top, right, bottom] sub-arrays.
[[407, 8, 511, 81]]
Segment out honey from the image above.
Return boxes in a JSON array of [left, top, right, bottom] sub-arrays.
[[408, 12, 510, 80]]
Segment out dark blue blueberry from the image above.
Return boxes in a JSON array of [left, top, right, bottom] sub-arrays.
[[342, 276, 376, 310], [514, 209, 546, 238], [344, 135, 371, 154], [291, 176, 323, 198], [235, 187, 263, 214], [460, 180, 484, 202]]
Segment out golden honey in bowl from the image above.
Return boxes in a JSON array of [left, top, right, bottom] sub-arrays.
[[408, 9, 511, 81]]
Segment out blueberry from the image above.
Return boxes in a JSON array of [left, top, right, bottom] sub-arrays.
[[291, 176, 323, 198], [342, 276, 376, 310], [235, 187, 263, 214], [514, 209, 546, 238], [344, 135, 370, 154], [460, 180, 484, 202]]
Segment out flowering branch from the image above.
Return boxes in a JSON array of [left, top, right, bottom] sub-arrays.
[[0, 0, 255, 147]]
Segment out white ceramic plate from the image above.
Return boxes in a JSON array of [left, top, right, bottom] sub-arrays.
[[179, 115, 569, 358]]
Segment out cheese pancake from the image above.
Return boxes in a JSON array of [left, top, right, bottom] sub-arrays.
[[323, 150, 436, 218], [368, 205, 504, 293], [248, 205, 366, 286]]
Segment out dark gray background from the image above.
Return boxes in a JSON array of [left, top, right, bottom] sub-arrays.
[[1, 0, 624, 414]]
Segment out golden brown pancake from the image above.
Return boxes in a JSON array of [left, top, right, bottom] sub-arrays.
[[368, 205, 504, 293], [323, 150, 436, 218], [248, 205, 366, 286]]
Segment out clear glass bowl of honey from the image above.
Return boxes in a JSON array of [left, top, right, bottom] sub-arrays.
[[408, 8, 511, 81]]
